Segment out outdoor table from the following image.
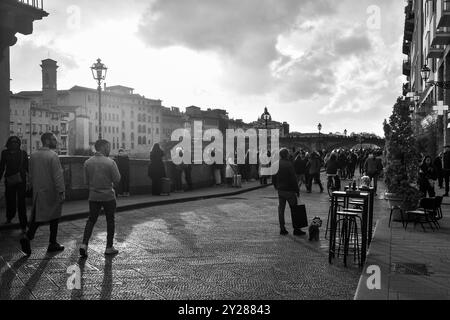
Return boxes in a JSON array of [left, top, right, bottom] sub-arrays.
[[328, 191, 370, 267], [344, 186, 375, 245]]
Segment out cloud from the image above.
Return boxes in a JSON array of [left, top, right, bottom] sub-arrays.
[[10, 40, 79, 90], [137, 0, 336, 94], [334, 34, 372, 56]]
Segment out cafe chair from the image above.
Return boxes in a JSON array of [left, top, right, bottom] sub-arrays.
[[405, 198, 440, 232], [389, 206, 407, 230], [325, 197, 344, 239]]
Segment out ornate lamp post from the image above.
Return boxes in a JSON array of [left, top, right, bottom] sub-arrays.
[[91, 58, 108, 140], [344, 129, 347, 137]]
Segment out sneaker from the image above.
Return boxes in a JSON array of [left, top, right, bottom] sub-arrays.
[[79, 244, 88, 258], [20, 237, 31, 255], [47, 243, 65, 253], [294, 230, 307, 236], [280, 229, 289, 236], [105, 247, 119, 255]]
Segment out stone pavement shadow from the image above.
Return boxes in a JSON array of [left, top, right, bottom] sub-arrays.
[[0, 256, 30, 300], [16, 251, 59, 299], [100, 255, 115, 300]]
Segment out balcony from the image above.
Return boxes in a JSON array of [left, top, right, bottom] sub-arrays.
[[431, 26, 450, 46], [16, 0, 44, 10], [403, 59, 411, 77], [427, 46, 445, 59], [437, 0, 450, 28]]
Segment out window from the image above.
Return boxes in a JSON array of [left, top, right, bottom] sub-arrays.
[[138, 136, 142, 145], [156, 128, 159, 134], [156, 116, 159, 123], [131, 132, 134, 141], [122, 121, 125, 129]]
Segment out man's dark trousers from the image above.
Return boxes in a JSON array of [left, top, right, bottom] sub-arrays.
[[278, 190, 297, 231], [5, 181, 27, 229], [82, 200, 116, 248]]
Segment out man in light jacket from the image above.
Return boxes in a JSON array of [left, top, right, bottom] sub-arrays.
[[80, 139, 121, 258], [20, 133, 65, 255]]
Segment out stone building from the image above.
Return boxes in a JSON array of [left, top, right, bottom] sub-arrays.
[[9, 93, 70, 155], [18, 60, 163, 158], [402, 0, 450, 151]]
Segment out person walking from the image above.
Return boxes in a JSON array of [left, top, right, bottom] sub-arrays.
[[0, 136, 29, 232], [273, 148, 305, 236], [293, 151, 308, 191], [80, 140, 121, 257], [148, 143, 166, 195], [418, 156, 437, 198], [364, 152, 383, 194], [19, 133, 65, 256], [115, 149, 130, 197], [434, 153, 443, 189], [306, 152, 324, 193], [443, 146, 450, 197]]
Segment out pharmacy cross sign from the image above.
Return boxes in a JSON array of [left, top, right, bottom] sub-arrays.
[[433, 101, 449, 115]]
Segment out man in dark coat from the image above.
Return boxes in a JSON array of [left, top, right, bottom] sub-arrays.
[[0, 136, 28, 230], [273, 149, 305, 236]]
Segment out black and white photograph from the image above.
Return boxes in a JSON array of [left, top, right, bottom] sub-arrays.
[[0, 0, 449, 308]]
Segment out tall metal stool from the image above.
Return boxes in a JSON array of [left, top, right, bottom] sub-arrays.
[[336, 209, 362, 267]]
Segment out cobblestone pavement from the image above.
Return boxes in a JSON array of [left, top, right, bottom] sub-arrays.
[[0, 175, 387, 300]]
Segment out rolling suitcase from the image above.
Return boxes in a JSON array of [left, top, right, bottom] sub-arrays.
[[161, 178, 171, 195], [233, 174, 242, 188]]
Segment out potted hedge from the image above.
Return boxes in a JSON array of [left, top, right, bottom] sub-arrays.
[[383, 98, 422, 219]]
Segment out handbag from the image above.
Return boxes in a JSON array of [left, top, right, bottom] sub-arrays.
[[6, 151, 23, 186], [291, 204, 309, 230]]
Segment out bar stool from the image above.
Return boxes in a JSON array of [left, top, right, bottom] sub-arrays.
[[325, 197, 345, 239], [336, 210, 362, 266]]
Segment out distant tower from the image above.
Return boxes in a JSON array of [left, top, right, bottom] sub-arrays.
[[41, 58, 58, 106]]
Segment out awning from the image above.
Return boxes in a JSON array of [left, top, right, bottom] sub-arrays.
[[419, 84, 434, 105]]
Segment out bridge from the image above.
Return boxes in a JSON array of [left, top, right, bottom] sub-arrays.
[[280, 134, 385, 153]]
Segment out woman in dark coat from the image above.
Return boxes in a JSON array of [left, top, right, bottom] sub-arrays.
[[0, 136, 29, 231], [419, 156, 437, 198], [148, 143, 166, 195]]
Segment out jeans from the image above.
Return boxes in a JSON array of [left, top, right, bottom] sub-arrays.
[[296, 174, 307, 190], [82, 200, 116, 248], [27, 219, 59, 244], [278, 190, 298, 230], [5, 182, 27, 229], [307, 173, 323, 192], [445, 170, 450, 194]]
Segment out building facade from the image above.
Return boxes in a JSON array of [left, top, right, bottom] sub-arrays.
[[403, 0, 450, 152], [9, 93, 70, 155], [18, 60, 163, 158]]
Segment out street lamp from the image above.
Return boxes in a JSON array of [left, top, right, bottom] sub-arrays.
[[91, 58, 108, 140], [344, 129, 347, 137], [421, 64, 450, 89]]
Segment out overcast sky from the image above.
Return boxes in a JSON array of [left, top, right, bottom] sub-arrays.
[[10, 0, 405, 136]]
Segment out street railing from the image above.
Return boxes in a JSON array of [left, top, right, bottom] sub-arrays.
[[16, 0, 44, 10]]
